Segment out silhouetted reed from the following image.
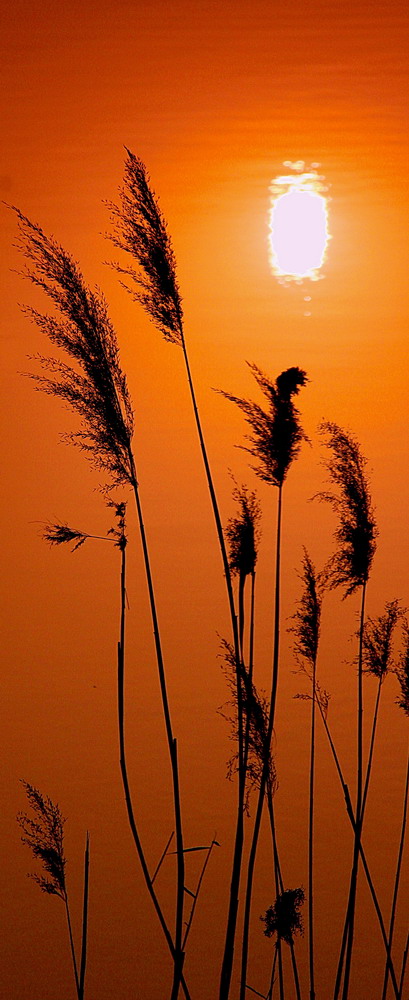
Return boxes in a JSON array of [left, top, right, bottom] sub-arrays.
[[13, 206, 186, 1000], [291, 550, 323, 1000], [261, 889, 305, 1000], [108, 150, 244, 1000], [17, 782, 89, 1000], [318, 421, 377, 1000], [382, 625, 409, 1000], [220, 364, 308, 1000]]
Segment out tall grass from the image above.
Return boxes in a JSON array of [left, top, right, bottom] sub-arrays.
[[17, 782, 90, 1000]]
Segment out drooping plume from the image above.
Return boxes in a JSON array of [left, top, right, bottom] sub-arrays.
[[13, 208, 134, 488], [318, 422, 377, 596], [107, 149, 183, 345], [219, 364, 308, 486]]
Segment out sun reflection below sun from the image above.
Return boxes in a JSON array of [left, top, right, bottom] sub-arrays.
[[269, 162, 330, 282]]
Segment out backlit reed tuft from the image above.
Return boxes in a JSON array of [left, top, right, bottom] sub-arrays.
[[219, 365, 308, 487], [13, 208, 134, 488], [107, 149, 183, 344], [43, 502, 127, 552], [362, 600, 402, 680], [396, 622, 409, 715], [226, 484, 261, 579], [318, 422, 377, 596], [261, 888, 305, 945], [290, 549, 322, 667], [17, 781, 66, 898], [220, 641, 276, 805]]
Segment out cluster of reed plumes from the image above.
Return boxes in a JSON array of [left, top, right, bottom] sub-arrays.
[[14, 152, 408, 1000]]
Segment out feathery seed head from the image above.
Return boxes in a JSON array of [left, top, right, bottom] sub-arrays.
[[17, 781, 67, 899], [226, 485, 261, 579], [107, 150, 183, 345], [362, 599, 403, 680], [290, 549, 323, 666], [219, 640, 276, 809], [261, 887, 305, 944], [396, 622, 409, 716], [317, 421, 377, 596], [13, 207, 134, 490], [218, 364, 308, 487]]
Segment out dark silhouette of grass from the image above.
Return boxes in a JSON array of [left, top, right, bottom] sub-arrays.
[[382, 624, 409, 1000], [317, 421, 377, 1000], [17, 782, 89, 1000], [290, 550, 323, 1000], [220, 364, 308, 1000], [107, 150, 244, 1000], [12, 205, 186, 1000]]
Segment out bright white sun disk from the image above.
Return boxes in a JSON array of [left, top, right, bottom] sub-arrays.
[[269, 166, 329, 281]]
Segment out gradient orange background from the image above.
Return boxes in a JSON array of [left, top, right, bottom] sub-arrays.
[[1, 1, 409, 997]]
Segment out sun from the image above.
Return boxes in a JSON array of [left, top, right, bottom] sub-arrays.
[[268, 163, 330, 282]]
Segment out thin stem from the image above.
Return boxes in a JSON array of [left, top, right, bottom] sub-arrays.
[[361, 675, 383, 821], [381, 747, 409, 1000], [240, 485, 283, 1000], [178, 334, 243, 1000], [267, 788, 302, 1000], [151, 832, 175, 885], [309, 655, 317, 1000], [182, 837, 218, 950], [340, 581, 367, 1000], [399, 931, 409, 999], [267, 943, 278, 1000], [64, 894, 80, 999], [128, 453, 185, 1000], [116, 537, 191, 1000], [78, 832, 90, 1000], [316, 692, 400, 1000]]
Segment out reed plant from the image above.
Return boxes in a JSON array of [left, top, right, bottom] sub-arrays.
[[317, 421, 377, 1000], [290, 551, 323, 1000], [220, 364, 308, 1000], [12, 208, 186, 1000], [17, 782, 90, 1000], [107, 154, 244, 1000], [12, 160, 409, 1000]]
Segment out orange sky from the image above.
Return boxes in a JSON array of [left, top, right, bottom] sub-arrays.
[[1, 1, 409, 998]]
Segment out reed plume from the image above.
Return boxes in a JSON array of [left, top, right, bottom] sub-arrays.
[[220, 364, 308, 1000], [317, 421, 377, 596], [107, 149, 183, 344], [12, 208, 134, 489], [318, 422, 377, 1000], [13, 205, 187, 1000], [261, 888, 305, 946], [226, 483, 260, 669], [17, 782, 89, 1000], [108, 150, 245, 1000], [291, 550, 323, 1000]]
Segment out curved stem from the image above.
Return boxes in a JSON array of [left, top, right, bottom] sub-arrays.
[[117, 535, 190, 1000], [128, 457, 185, 1000], [309, 655, 317, 1000], [340, 581, 367, 1000], [267, 789, 302, 1000], [381, 746, 409, 1000], [64, 893, 80, 999], [178, 334, 243, 1000], [78, 832, 90, 1000], [240, 485, 283, 1000], [316, 687, 400, 999]]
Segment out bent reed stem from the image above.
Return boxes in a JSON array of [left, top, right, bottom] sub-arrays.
[[117, 523, 190, 1000], [239, 484, 283, 1000], [177, 333, 244, 1000]]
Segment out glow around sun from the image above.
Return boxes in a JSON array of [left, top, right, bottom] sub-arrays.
[[268, 162, 330, 282]]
